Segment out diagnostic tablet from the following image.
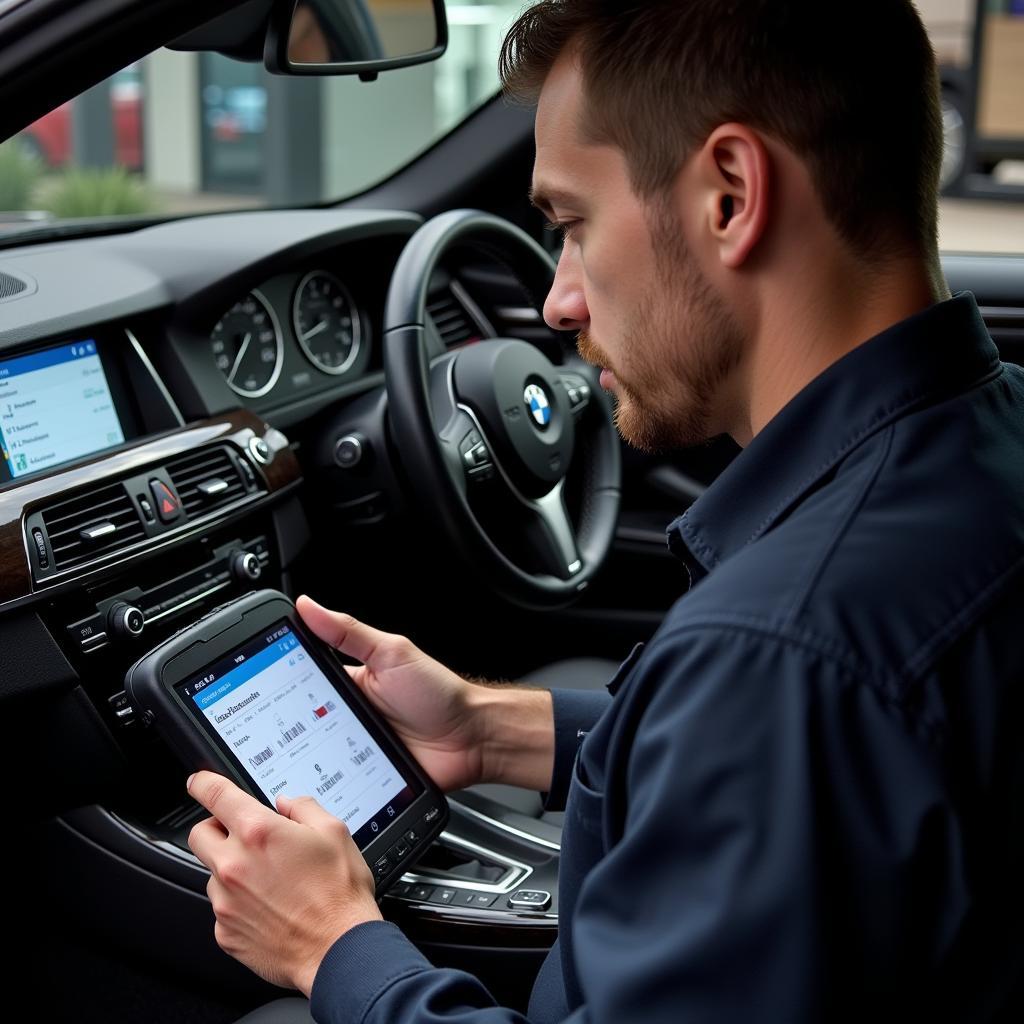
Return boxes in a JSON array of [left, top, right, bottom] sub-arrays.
[[126, 589, 447, 892]]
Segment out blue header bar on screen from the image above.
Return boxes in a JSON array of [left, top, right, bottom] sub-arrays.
[[193, 630, 300, 710], [0, 340, 97, 380]]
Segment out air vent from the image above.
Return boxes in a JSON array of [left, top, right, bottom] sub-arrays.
[[166, 446, 250, 517], [40, 482, 146, 571], [427, 289, 481, 348], [0, 271, 29, 302]]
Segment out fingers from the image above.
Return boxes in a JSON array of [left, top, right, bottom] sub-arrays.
[[188, 771, 266, 832], [277, 792, 348, 835], [188, 814, 228, 867], [296, 595, 393, 665]]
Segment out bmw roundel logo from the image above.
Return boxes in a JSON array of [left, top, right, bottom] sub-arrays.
[[524, 383, 552, 430]]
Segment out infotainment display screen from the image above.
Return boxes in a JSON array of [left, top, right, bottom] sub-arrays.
[[0, 340, 126, 483], [175, 622, 418, 846]]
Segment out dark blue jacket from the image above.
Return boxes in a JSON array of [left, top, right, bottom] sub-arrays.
[[312, 294, 1024, 1022]]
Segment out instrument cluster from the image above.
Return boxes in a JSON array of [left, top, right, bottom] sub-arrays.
[[210, 268, 368, 400]]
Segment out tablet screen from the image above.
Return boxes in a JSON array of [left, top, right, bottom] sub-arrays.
[[176, 621, 418, 846]]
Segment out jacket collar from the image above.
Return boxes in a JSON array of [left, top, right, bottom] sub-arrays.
[[667, 293, 1001, 574]]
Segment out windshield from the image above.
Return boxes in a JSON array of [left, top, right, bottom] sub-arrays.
[[0, 1, 524, 229], [1, 0, 1023, 255]]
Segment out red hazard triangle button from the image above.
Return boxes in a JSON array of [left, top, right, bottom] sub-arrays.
[[149, 479, 182, 524]]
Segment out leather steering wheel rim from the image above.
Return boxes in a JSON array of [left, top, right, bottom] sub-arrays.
[[383, 209, 621, 607]]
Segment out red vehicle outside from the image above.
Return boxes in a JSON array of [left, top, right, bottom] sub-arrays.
[[15, 65, 142, 169]]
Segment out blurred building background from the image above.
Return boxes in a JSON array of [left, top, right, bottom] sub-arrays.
[[12, 0, 522, 211]]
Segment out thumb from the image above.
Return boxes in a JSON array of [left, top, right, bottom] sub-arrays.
[[296, 595, 390, 666]]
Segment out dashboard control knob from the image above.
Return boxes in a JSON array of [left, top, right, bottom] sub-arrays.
[[231, 550, 262, 583], [334, 433, 366, 469], [108, 602, 145, 639], [248, 436, 273, 465]]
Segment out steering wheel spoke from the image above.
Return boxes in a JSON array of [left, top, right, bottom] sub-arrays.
[[522, 482, 583, 580]]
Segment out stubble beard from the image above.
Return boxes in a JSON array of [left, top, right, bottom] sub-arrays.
[[577, 209, 744, 453]]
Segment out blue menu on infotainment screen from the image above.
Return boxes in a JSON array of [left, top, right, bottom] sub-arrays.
[[0, 340, 125, 482]]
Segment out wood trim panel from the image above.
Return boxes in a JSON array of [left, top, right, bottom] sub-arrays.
[[0, 409, 301, 605]]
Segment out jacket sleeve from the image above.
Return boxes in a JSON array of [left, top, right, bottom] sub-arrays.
[[543, 688, 612, 811], [310, 921, 538, 1024]]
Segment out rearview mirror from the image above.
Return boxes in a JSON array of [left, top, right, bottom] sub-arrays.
[[265, 0, 447, 77]]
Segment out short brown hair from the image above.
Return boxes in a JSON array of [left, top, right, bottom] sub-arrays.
[[500, 0, 943, 262]]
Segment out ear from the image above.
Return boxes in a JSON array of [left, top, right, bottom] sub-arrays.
[[693, 123, 771, 269]]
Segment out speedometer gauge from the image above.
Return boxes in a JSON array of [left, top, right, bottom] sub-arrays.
[[292, 271, 362, 375], [210, 290, 284, 398]]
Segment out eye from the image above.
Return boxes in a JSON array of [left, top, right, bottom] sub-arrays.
[[544, 219, 581, 242]]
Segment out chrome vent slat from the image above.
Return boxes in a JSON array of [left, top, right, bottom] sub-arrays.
[[48, 508, 141, 542], [166, 446, 248, 517], [46, 508, 129, 535], [172, 468, 235, 489], [182, 484, 245, 513], [52, 525, 148, 555], [40, 481, 145, 571]]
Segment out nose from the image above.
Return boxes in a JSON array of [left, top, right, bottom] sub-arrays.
[[543, 245, 589, 333]]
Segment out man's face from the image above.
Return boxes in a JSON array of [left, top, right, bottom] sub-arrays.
[[533, 54, 745, 450]]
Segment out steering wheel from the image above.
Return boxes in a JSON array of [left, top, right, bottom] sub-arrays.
[[383, 210, 621, 607]]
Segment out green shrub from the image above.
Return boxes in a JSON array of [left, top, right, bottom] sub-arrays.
[[0, 139, 41, 211], [44, 167, 155, 218]]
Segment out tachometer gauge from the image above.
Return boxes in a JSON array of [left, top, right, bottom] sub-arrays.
[[292, 270, 362, 375], [210, 290, 284, 398]]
